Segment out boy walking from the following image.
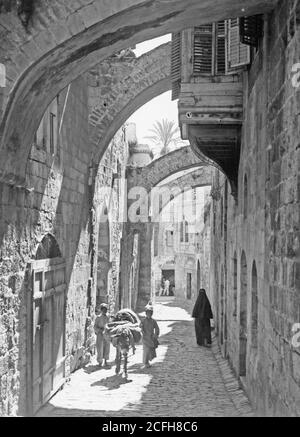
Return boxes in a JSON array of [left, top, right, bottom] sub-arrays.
[[141, 304, 160, 368], [94, 303, 110, 367]]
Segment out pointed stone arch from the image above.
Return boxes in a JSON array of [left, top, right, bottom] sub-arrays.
[[0, 0, 275, 185], [35, 233, 62, 260]]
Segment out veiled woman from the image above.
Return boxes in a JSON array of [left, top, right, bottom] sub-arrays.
[[192, 288, 213, 347]]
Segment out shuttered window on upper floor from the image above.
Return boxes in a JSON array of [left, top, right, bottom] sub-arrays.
[[193, 19, 250, 75], [239, 15, 264, 48], [216, 21, 226, 74], [171, 32, 182, 100], [171, 18, 252, 92], [193, 24, 213, 75], [227, 19, 250, 69]]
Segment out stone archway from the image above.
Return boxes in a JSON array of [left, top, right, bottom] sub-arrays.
[[153, 166, 212, 220], [0, 0, 275, 185], [125, 152, 212, 311], [88, 43, 172, 166], [127, 146, 206, 192]]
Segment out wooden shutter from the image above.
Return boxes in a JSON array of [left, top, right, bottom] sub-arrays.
[[240, 15, 263, 47], [193, 24, 213, 75], [171, 32, 182, 100], [227, 19, 250, 69], [216, 21, 226, 74]]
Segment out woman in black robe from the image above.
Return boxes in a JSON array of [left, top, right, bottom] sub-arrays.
[[192, 288, 213, 347]]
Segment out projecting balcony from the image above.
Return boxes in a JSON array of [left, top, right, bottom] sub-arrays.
[[179, 76, 243, 134], [171, 17, 262, 197]]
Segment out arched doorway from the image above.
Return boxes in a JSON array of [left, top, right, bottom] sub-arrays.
[[239, 251, 248, 376], [220, 265, 225, 345], [251, 261, 258, 350], [27, 234, 66, 415]]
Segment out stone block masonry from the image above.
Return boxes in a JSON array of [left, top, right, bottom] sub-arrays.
[[0, 75, 94, 416], [210, 0, 300, 416]]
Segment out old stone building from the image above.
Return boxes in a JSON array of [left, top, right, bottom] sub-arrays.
[[174, 1, 300, 416], [152, 184, 211, 301], [0, 0, 299, 418]]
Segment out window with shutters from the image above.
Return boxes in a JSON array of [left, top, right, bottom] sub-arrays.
[[193, 24, 213, 75], [172, 17, 253, 100], [240, 15, 263, 48], [216, 21, 226, 74], [171, 32, 182, 100], [192, 20, 250, 76], [227, 19, 250, 69]]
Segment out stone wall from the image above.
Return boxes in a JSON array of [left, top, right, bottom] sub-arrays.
[[0, 75, 92, 416], [0, 0, 275, 187], [198, 199, 211, 298], [93, 126, 129, 314], [210, 0, 300, 416]]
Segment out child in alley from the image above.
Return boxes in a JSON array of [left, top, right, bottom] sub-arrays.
[[94, 303, 110, 367], [141, 304, 160, 369]]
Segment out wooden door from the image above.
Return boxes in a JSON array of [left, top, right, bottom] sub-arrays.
[[29, 258, 66, 414]]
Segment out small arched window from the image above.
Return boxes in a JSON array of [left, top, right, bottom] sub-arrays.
[[36, 234, 62, 260]]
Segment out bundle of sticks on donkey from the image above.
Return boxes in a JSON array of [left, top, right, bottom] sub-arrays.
[[102, 307, 142, 379], [95, 303, 159, 379]]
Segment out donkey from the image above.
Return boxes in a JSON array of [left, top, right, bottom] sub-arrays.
[[104, 309, 142, 379]]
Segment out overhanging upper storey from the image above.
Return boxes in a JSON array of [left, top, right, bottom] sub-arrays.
[[172, 16, 263, 199]]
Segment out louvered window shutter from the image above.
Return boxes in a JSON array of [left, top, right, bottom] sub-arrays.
[[227, 18, 250, 69], [171, 32, 182, 100], [240, 15, 263, 47], [193, 24, 213, 75], [216, 21, 226, 74]]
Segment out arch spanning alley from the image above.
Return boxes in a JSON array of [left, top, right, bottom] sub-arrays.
[[153, 167, 212, 220], [126, 151, 212, 312], [127, 146, 207, 192], [88, 43, 171, 166], [0, 0, 275, 185]]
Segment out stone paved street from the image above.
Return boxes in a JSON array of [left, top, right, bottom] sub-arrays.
[[37, 298, 253, 417]]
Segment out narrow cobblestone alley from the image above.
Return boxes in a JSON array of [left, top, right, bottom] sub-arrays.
[[37, 298, 253, 417]]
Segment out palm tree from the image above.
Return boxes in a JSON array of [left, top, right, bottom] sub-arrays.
[[145, 119, 182, 156]]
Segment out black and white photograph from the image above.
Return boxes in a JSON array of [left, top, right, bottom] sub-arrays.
[[0, 0, 299, 420]]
